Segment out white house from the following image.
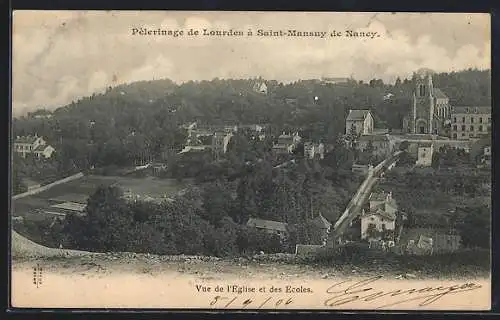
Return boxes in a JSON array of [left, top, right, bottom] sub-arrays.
[[361, 191, 397, 240], [345, 109, 374, 136], [304, 142, 325, 159], [253, 81, 268, 94], [13, 134, 55, 159], [415, 142, 434, 167]]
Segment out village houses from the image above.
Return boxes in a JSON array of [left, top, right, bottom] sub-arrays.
[[360, 191, 397, 241], [252, 81, 268, 95], [246, 217, 288, 241], [272, 132, 301, 155], [304, 142, 325, 160], [357, 134, 395, 158], [345, 109, 374, 136], [13, 134, 55, 159]]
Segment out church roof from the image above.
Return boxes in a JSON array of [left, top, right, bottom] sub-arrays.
[[434, 88, 448, 100], [452, 106, 491, 115], [346, 109, 371, 121]]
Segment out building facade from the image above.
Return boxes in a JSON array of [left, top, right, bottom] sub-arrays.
[[357, 134, 395, 158], [13, 134, 55, 159], [450, 106, 491, 140], [416, 142, 434, 167], [402, 70, 451, 135], [361, 191, 397, 240], [246, 218, 288, 241], [345, 109, 374, 136]]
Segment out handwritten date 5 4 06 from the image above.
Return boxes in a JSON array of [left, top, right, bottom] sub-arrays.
[[210, 295, 293, 309]]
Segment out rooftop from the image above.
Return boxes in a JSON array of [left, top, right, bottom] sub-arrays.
[[346, 109, 371, 121], [246, 218, 288, 232], [433, 88, 449, 100], [359, 134, 390, 142], [452, 106, 491, 114], [418, 142, 433, 148], [14, 135, 40, 144], [370, 192, 387, 202], [50, 201, 87, 212], [312, 214, 332, 229]]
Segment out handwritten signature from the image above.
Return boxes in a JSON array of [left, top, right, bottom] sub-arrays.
[[324, 275, 482, 309]]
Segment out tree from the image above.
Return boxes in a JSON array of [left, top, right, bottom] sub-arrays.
[[71, 185, 134, 252], [457, 206, 490, 249], [399, 140, 410, 151], [12, 164, 27, 195]]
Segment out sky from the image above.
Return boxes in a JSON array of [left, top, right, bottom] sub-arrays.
[[12, 11, 491, 116]]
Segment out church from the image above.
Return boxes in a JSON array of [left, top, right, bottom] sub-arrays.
[[402, 70, 451, 136]]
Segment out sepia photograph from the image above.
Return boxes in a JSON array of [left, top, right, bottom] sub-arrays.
[[10, 11, 491, 310]]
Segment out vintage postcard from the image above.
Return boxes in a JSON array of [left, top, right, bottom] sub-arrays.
[[10, 11, 491, 310]]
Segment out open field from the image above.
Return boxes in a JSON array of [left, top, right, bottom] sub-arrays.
[[12, 175, 192, 221]]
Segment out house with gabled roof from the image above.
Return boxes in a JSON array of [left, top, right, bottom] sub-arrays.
[[361, 191, 398, 240], [13, 134, 55, 159], [246, 217, 288, 240], [345, 109, 374, 136], [252, 80, 268, 94], [311, 213, 332, 245]]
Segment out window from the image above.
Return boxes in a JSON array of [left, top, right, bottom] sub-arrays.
[[462, 133, 465, 137], [479, 125, 483, 131], [461, 125, 466, 131], [470, 125, 474, 131], [480, 117, 483, 123], [453, 125, 457, 131], [453, 133, 457, 139], [453, 117, 457, 123], [462, 117, 466, 123], [471, 117, 474, 123]]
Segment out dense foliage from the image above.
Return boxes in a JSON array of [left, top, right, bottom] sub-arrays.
[[12, 68, 491, 254]]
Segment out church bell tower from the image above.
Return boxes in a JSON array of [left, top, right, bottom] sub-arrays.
[[412, 72, 435, 134]]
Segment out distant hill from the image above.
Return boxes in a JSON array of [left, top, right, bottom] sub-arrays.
[[13, 68, 491, 144]]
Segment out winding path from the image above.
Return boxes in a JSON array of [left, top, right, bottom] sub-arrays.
[[329, 151, 403, 244]]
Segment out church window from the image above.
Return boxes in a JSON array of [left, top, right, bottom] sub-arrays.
[[479, 125, 483, 131], [461, 125, 466, 131], [470, 125, 474, 131]]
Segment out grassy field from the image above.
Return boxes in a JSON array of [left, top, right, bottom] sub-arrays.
[[12, 175, 191, 220]]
